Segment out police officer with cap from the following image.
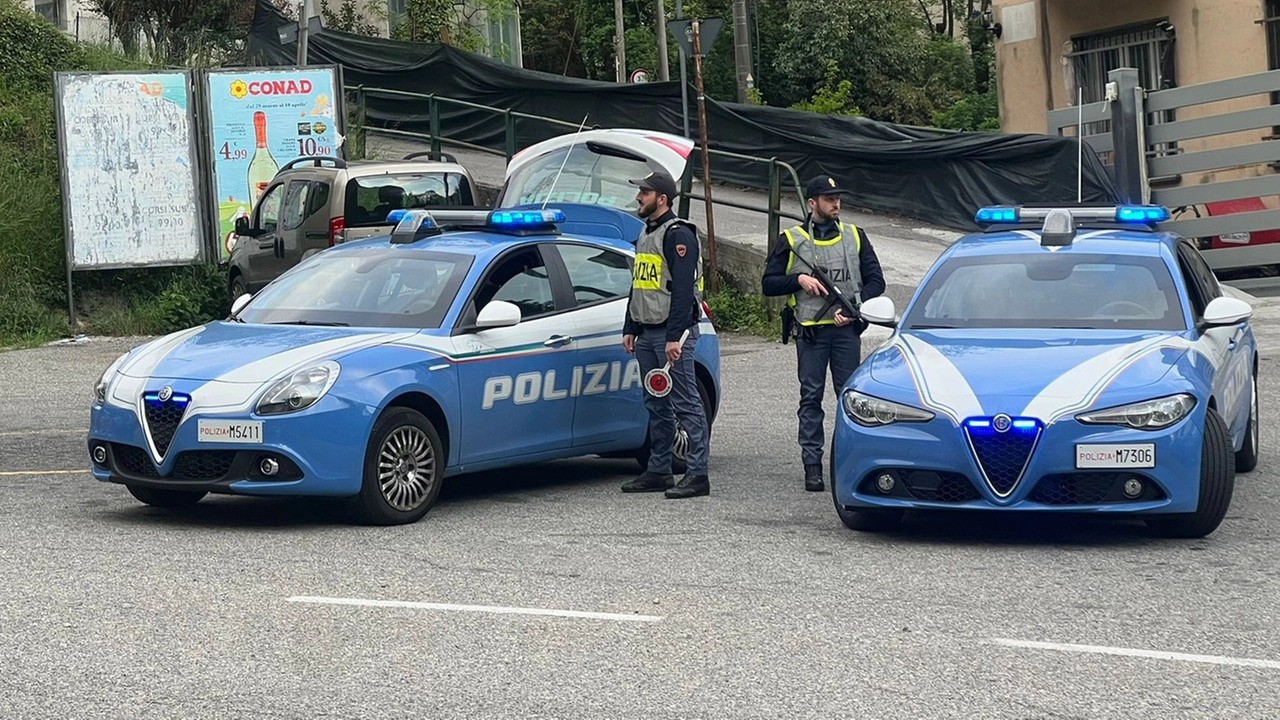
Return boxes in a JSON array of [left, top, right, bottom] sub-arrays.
[[762, 174, 885, 492], [620, 169, 711, 499]]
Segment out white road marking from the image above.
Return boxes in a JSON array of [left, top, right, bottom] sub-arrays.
[[991, 638, 1280, 670], [0, 469, 86, 477], [287, 595, 664, 623]]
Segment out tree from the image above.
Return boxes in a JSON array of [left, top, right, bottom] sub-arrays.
[[389, 0, 516, 56], [318, 0, 380, 36], [88, 0, 248, 65]]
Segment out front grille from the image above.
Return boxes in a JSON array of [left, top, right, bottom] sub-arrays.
[[1030, 473, 1166, 505], [965, 420, 1041, 496], [110, 443, 236, 482], [113, 443, 160, 477], [143, 395, 187, 459], [172, 451, 236, 480], [900, 470, 981, 503]]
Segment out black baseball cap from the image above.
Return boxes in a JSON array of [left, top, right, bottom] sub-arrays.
[[629, 170, 679, 201], [805, 175, 849, 199]]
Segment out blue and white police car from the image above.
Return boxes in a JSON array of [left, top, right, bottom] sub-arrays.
[[831, 204, 1258, 538], [87, 206, 720, 525]]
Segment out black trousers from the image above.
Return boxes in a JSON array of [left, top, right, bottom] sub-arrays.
[[795, 323, 861, 467]]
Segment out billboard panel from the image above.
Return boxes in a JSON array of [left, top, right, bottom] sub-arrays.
[[202, 66, 344, 260], [54, 71, 206, 270]]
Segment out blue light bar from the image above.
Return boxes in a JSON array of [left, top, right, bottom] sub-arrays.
[[966, 419, 991, 428], [1116, 205, 1170, 223], [386, 208, 409, 224], [975, 206, 1019, 224], [488, 209, 566, 227], [1012, 419, 1037, 429]]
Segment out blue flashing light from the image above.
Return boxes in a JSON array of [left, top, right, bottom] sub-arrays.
[[488, 209, 566, 228], [964, 416, 1040, 433], [1116, 205, 1170, 223], [975, 206, 1019, 224], [386, 209, 408, 224]]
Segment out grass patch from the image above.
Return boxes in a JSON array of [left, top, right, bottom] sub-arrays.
[[705, 279, 781, 340]]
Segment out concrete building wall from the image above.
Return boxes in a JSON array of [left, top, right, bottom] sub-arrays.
[[992, 0, 1274, 190]]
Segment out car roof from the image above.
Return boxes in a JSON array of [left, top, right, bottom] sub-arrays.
[[321, 227, 635, 266], [947, 227, 1180, 259], [280, 159, 472, 178]]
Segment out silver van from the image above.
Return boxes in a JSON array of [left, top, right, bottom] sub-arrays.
[[228, 152, 477, 297]]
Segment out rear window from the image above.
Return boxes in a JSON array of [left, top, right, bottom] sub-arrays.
[[344, 172, 474, 227], [905, 252, 1186, 331], [500, 144, 661, 212]]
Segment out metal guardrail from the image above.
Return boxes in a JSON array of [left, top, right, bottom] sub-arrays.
[[343, 84, 810, 275]]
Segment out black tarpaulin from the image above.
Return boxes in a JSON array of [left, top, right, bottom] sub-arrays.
[[247, 0, 1118, 231]]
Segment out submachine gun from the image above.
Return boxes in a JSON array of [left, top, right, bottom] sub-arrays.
[[779, 245, 861, 345]]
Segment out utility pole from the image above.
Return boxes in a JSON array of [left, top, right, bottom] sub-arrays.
[[614, 0, 626, 82], [656, 0, 670, 81], [692, 19, 718, 293], [676, 0, 690, 136], [731, 0, 750, 102], [296, 0, 310, 65]]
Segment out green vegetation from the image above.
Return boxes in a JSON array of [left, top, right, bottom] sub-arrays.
[[0, 0, 227, 348], [705, 278, 780, 340]]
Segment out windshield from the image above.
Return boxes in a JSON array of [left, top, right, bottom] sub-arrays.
[[500, 143, 662, 213], [345, 172, 474, 227], [904, 252, 1185, 331], [237, 247, 473, 329]]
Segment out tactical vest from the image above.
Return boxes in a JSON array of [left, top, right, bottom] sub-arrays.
[[630, 216, 703, 325], [784, 222, 863, 326]]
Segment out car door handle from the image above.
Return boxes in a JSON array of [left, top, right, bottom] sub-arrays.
[[544, 334, 573, 347]]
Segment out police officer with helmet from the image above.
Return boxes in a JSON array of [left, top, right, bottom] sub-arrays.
[[762, 175, 885, 492], [620, 169, 711, 499]]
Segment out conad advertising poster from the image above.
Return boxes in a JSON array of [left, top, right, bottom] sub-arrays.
[[203, 67, 343, 260]]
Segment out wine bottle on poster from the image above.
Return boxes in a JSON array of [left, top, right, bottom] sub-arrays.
[[247, 111, 278, 206]]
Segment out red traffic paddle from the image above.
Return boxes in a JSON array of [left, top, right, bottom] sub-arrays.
[[644, 328, 692, 398]]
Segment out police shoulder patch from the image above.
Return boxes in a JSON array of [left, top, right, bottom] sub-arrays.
[[675, 244, 687, 257]]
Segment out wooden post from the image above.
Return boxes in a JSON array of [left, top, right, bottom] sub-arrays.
[[692, 19, 718, 293]]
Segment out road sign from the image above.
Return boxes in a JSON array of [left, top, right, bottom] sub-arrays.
[[630, 68, 650, 83], [668, 18, 723, 58]]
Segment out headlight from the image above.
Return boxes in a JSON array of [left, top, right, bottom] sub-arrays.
[[1075, 394, 1196, 430], [841, 390, 935, 426], [94, 352, 129, 405], [256, 361, 340, 416]]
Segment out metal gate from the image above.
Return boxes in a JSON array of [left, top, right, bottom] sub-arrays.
[[1049, 67, 1280, 295]]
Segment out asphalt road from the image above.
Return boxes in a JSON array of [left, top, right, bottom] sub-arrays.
[[2, 329, 1280, 719]]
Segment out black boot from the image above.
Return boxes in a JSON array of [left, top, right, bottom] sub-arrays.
[[622, 471, 673, 493], [665, 473, 710, 499], [804, 464, 824, 492]]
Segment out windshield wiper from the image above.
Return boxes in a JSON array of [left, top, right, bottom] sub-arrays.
[[268, 320, 350, 327], [909, 324, 958, 330]]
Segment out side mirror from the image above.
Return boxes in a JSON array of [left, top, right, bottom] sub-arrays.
[[860, 296, 898, 327], [230, 293, 252, 317], [1202, 295, 1252, 327], [475, 300, 522, 329], [234, 216, 251, 236]]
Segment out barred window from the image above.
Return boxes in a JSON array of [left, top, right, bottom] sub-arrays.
[[1066, 20, 1178, 163]]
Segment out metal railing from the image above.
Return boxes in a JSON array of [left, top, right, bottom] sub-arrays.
[[343, 84, 810, 276]]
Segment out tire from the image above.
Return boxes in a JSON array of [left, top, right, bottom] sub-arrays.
[[127, 485, 206, 507], [1145, 407, 1235, 539], [1235, 367, 1259, 473], [635, 374, 712, 476], [229, 273, 248, 302], [829, 441, 903, 532], [352, 407, 445, 526]]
